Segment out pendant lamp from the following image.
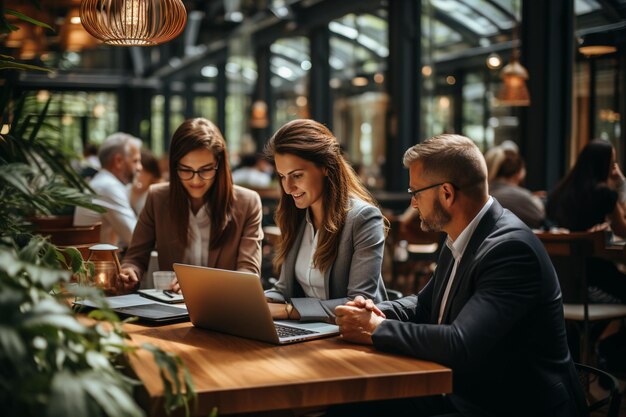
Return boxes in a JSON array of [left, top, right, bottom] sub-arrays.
[[578, 31, 616, 57], [80, 0, 187, 46], [496, 0, 530, 106], [497, 50, 530, 106]]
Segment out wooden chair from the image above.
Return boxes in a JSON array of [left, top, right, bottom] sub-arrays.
[[536, 231, 626, 364], [575, 362, 622, 417], [389, 216, 444, 295]]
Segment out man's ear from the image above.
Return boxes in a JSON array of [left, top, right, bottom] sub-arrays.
[[440, 183, 456, 207], [112, 152, 124, 169]]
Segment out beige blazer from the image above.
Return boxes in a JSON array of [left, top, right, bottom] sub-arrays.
[[122, 183, 263, 282]]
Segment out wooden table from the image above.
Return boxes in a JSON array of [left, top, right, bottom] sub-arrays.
[[126, 322, 452, 416]]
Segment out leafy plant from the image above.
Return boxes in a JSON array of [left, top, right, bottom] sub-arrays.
[[0, 234, 196, 417], [0, 4, 197, 417], [0, 4, 53, 72], [0, 163, 102, 233]]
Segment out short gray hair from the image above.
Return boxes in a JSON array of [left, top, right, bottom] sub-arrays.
[[98, 132, 142, 168], [403, 134, 487, 199]]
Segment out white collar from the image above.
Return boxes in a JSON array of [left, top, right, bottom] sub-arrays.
[[446, 196, 493, 260]]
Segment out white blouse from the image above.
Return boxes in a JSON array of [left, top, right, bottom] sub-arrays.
[[183, 205, 211, 266], [295, 210, 326, 299]]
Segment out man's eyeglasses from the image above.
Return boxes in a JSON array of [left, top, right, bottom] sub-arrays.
[[177, 164, 219, 181], [407, 182, 458, 199]]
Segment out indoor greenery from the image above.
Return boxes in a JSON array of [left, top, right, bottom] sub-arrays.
[[0, 4, 196, 417]]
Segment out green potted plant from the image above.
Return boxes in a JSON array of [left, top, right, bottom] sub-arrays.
[[0, 5, 197, 417]]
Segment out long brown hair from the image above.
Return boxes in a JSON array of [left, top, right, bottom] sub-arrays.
[[264, 119, 385, 272], [168, 118, 234, 248]]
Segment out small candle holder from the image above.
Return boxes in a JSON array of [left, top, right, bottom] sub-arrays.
[[87, 244, 122, 295]]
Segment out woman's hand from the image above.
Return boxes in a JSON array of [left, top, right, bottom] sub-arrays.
[[170, 278, 181, 293], [118, 267, 139, 291]]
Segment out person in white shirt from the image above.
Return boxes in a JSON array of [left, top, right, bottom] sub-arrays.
[[73, 132, 143, 248], [332, 134, 587, 417]]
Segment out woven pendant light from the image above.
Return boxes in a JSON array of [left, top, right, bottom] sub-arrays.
[[80, 0, 187, 46]]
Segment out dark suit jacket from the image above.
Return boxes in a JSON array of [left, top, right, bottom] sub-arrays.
[[122, 183, 263, 280], [373, 201, 588, 417]]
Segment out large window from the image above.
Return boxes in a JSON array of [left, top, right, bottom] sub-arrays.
[[226, 37, 257, 160], [421, 0, 520, 151], [270, 37, 310, 129], [24, 90, 117, 153], [330, 12, 389, 190]]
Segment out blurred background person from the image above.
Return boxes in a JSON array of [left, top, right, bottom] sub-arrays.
[[489, 149, 545, 229], [546, 139, 626, 304], [484, 140, 519, 183], [130, 148, 163, 215], [232, 153, 273, 189], [74, 132, 142, 249], [77, 142, 101, 179]]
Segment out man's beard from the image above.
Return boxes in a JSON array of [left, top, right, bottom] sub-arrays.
[[419, 197, 451, 232]]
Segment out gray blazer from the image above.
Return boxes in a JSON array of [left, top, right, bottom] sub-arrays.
[[265, 198, 388, 321]]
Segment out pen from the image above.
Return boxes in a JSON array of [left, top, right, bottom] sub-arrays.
[[162, 289, 174, 298]]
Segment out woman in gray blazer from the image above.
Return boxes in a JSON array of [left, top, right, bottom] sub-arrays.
[[263, 119, 388, 322]]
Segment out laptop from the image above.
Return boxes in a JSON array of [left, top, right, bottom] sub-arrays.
[[172, 263, 340, 344]]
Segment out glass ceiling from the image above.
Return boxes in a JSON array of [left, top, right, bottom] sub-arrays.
[[6, 0, 615, 83]]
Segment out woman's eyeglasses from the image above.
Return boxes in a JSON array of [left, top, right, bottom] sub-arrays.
[[177, 164, 219, 181]]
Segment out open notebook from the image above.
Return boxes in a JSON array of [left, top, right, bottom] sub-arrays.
[[137, 288, 184, 304]]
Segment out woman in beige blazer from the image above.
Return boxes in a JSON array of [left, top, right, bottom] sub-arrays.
[[120, 118, 263, 291]]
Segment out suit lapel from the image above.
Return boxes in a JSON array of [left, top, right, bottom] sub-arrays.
[[283, 220, 307, 297], [440, 201, 504, 323], [207, 240, 222, 267], [431, 245, 454, 322], [207, 211, 233, 268]]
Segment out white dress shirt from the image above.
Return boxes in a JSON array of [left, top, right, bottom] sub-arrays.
[[295, 210, 326, 299], [73, 169, 137, 247], [438, 196, 494, 324], [183, 205, 211, 266]]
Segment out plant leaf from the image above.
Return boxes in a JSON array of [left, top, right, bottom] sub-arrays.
[[0, 325, 26, 360], [47, 371, 91, 417], [0, 61, 52, 72], [5, 9, 54, 30]]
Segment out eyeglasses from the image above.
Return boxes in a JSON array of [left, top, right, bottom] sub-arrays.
[[407, 181, 446, 198], [177, 164, 219, 181]]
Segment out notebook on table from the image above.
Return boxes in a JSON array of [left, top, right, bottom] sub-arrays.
[[172, 263, 339, 344], [74, 293, 189, 324], [138, 288, 185, 304]]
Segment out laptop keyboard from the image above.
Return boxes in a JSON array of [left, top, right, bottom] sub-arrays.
[[275, 323, 317, 338]]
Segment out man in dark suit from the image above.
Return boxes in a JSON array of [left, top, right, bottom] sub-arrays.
[[334, 134, 588, 417]]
